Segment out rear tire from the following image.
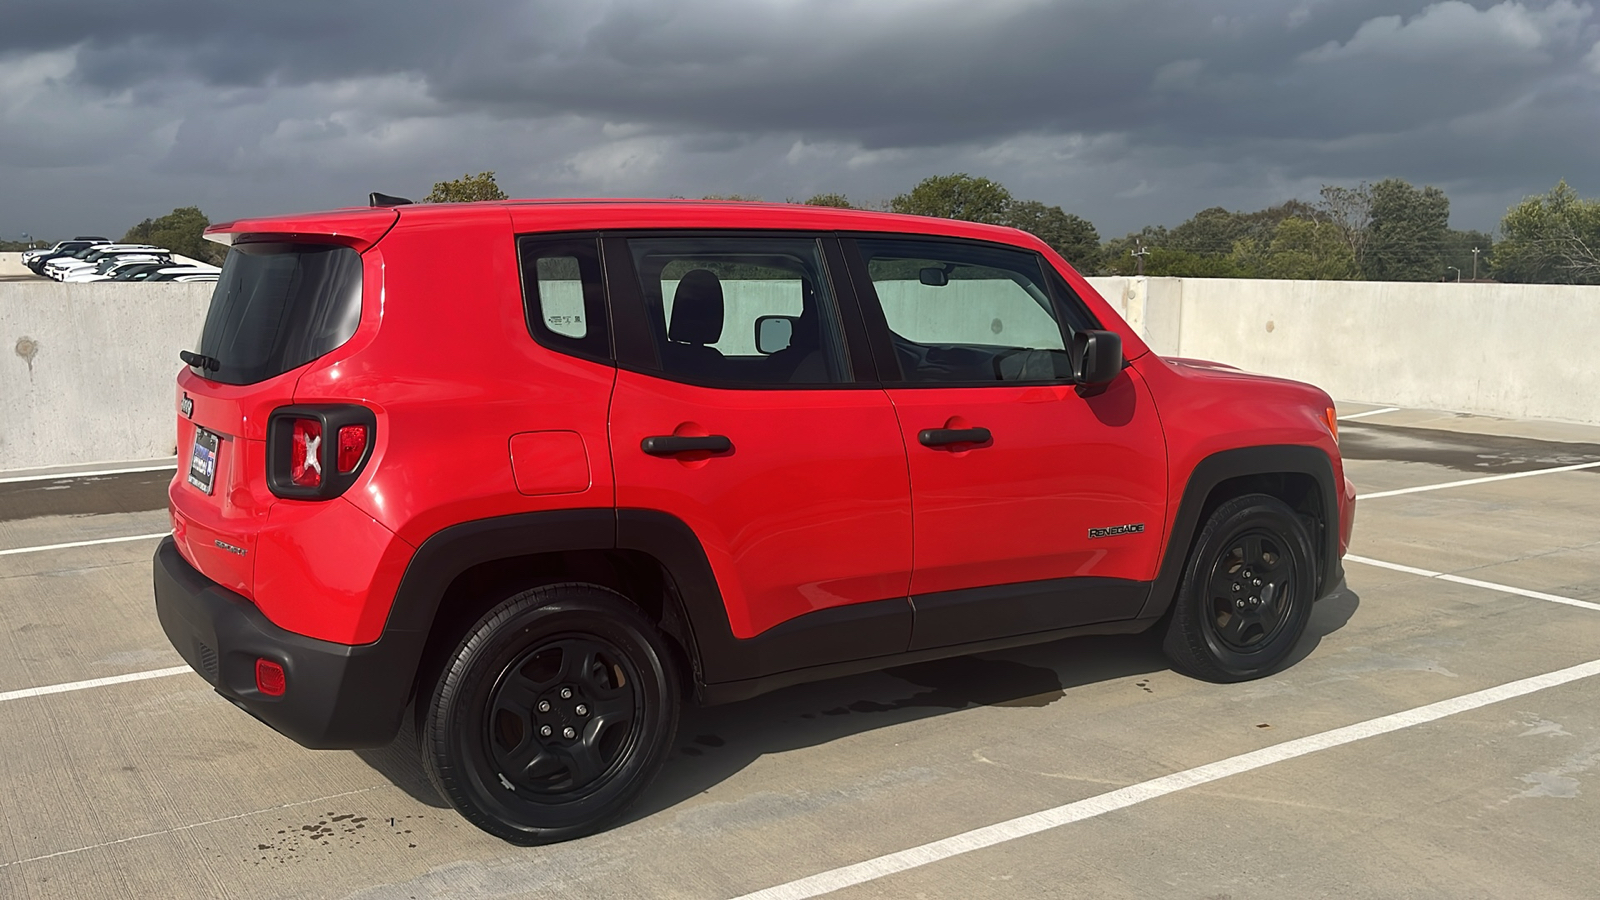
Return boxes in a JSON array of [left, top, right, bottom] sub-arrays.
[[420, 583, 679, 844], [1162, 494, 1316, 683]]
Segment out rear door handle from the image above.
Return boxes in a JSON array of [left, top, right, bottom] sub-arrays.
[[640, 435, 733, 456], [918, 427, 991, 447]]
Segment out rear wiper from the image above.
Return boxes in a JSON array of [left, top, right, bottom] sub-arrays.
[[179, 350, 221, 372]]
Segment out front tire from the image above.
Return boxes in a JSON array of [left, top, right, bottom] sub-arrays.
[[420, 583, 679, 844], [1162, 494, 1317, 683]]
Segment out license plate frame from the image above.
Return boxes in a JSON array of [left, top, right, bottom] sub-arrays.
[[187, 428, 220, 495]]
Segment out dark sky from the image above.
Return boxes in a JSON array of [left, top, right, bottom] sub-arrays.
[[2, 0, 1596, 240]]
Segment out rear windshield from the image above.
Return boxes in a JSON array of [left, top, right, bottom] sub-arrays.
[[196, 242, 363, 385]]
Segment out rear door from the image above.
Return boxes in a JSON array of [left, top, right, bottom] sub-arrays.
[[842, 236, 1168, 651], [606, 233, 914, 669]]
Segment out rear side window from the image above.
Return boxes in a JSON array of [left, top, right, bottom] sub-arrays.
[[518, 235, 610, 362], [196, 242, 363, 385]]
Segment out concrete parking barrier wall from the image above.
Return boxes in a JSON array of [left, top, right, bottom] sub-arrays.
[[1086, 277, 1600, 426], [2, 279, 213, 469]]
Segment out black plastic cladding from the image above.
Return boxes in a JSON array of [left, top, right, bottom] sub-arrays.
[[265, 404, 377, 500]]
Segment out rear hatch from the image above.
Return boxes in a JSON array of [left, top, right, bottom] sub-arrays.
[[171, 216, 388, 597]]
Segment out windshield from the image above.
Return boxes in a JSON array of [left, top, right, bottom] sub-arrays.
[[195, 242, 363, 385]]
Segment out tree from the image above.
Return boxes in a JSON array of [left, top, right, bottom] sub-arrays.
[[122, 206, 225, 265], [1317, 183, 1374, 274], [1167, 200, 1321, 256], [1361, 179, 1450, 281], [1440, 229, 1493, 281], [1232, 218, 1357, 280], [890, 173, 1012, 224], [1003, 200, 1101, 270], [803, 192, 852, 208], [1494, 181, 1600, 284], [425, 171, 508, 203]]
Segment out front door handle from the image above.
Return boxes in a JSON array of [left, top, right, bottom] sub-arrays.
[[641, 434, 733, 456], [918, 427, 991, 447]]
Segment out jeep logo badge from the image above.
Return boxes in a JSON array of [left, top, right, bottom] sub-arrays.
[[180, 394, 194, 418], [1088, 523, 1146, 539]]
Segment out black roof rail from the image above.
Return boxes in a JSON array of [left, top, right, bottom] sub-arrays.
[[369, 192, 413, 208]]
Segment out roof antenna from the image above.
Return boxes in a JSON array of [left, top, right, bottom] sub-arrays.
[[370, 192, 413, 207]]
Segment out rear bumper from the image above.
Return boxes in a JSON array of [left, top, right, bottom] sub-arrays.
[[152, 537, 422, 749]]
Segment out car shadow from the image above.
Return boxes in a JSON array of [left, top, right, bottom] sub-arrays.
[[352, 585, 1361, 819]]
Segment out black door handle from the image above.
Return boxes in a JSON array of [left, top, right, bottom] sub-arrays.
[[918, 427, 991, 447], [641, 435, 733, 456]]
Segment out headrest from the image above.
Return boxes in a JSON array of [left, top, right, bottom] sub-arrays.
[[669, 269, 725, 345]]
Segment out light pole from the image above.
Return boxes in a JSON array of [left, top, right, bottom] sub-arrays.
[[1446, 266, 1461, 283], [1471, 247, 1480, 281], [1132, 239, 1149, 277]]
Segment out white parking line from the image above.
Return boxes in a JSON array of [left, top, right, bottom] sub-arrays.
[[731, 656, 1600, 900], [1337, 406, 1399, 421], [0, 532, 170, 558], [0, 666, 192, 705], [0, 463, 176, 485], [1346, 555, 1600, 613], [1358, 460, 1600, 500]]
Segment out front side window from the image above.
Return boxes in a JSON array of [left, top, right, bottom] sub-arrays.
[[626, 236, 849, 385], [854, 238, 1075, 384]]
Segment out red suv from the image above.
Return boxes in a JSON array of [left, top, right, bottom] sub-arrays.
[[154, 197, 1356, 844]]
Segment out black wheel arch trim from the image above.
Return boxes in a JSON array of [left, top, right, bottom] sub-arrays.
[[1139, 444, 1341, 621]]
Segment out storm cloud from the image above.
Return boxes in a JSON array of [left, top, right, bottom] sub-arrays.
[[2, 0, 1596, 238]]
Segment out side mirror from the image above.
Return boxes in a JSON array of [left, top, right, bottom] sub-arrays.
[[1072, 329, 1123, 397], [755, 315, 796, 355]]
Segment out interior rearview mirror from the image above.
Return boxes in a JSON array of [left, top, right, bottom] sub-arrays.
[[755, 315, 796, 355], [1073, 329, 1123, 397], [918, 267, 949, 287]]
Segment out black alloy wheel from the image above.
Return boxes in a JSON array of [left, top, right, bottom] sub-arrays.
[[420, 584, 679, 844], [1163, 493, 1317, 682]]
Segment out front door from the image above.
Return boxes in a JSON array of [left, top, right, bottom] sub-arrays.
[[606, 234, 914, 671], [844, 236, 1167, 650]]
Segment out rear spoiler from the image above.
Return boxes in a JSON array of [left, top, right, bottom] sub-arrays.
[[204, 207, 400, 253]]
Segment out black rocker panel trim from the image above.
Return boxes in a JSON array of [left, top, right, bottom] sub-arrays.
[[700, 617, 1160, 706], [909, 577, 1150, 652], [1138, 444, 1340, 621]]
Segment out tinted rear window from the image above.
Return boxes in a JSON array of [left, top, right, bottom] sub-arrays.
[[196, 242, 363, 385]]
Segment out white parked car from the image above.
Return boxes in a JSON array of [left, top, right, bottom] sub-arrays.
[[127, 265, 220, 283], [63, 255, 171, 282], [47, 245, 168, 280]]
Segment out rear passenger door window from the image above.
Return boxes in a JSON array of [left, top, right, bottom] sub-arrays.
[[518, 235, 610, 361], [623, 236, 850, 385], [853, 238, 1076, 385]]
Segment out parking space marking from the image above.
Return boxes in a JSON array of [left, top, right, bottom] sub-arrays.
[[0, 463, 176, 485], [1337, 407, 1399, 421], [0, 666, 191, 705], [1357, 460, 1600, 500], [0, 531, 170, 557], [731, 656, 1600, 900], [1346, 555, 1600, 613], [0, 786, 380, 870]]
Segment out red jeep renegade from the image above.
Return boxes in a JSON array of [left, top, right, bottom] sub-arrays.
[[154, 197, 1356, 844]]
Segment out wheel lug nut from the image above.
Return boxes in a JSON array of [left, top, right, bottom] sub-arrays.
[[539, 725, 552, 737], [1254, 579, 1263, 587], [575, 704, 588, 716], [1236, 599, 1245, 609], [536, 700, 550, 712], [562, 726, 577, 739], [1231, 583, 1240, 592], [559, 688, 573, 700]]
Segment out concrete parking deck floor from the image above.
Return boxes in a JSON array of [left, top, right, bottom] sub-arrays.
[[2, 404, 1598, 899]]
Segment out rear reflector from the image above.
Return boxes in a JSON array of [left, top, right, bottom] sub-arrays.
[[337, 425, 368, 473], [290, 419, 323, 487], [255, 659, 286, 696]]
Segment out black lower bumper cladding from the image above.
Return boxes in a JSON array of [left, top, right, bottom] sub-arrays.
[[151, 537, 420, 749]]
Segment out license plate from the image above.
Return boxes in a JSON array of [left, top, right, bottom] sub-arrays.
[[187, 428, 220, 495]]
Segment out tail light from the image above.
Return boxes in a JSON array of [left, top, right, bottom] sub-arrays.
[[267, 405, 376, 499]]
